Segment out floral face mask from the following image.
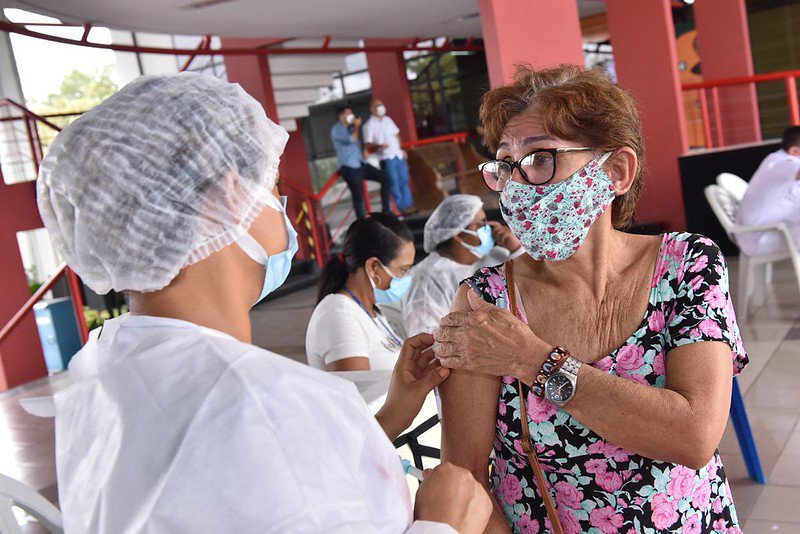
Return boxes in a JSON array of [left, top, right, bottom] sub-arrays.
[[499, 152, 615, 261]]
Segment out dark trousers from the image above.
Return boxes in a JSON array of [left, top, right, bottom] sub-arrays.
[[340, 164, 391, 219]]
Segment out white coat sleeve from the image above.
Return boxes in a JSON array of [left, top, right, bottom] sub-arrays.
[[406, 520, 459, 533], [403, 274, 452, 336]]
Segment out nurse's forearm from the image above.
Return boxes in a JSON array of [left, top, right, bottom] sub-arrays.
[[375, 405, 408, 442]]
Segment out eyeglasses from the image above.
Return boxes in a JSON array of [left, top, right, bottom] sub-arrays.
[[478, 147, 597, 191]]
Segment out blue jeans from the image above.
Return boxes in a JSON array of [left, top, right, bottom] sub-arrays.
[[381, 157, 414, 211]]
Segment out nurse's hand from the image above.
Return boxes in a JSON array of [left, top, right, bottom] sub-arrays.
[[415, 462, 492, 534], [375, 333, 450, 442], [433, 289, 548, 384]]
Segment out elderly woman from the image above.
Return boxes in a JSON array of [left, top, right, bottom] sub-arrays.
[[434, 65, 747, 534]]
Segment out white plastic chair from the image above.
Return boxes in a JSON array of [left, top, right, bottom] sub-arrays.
[[0, 473, 62, 533], [704, 184, 800, 317], [716, 172, 749, 202]]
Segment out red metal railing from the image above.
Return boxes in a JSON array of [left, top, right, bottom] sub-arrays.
[[0, 100, 89, 348], [287, 131, 471, 268], [682, 69, 800, 149]]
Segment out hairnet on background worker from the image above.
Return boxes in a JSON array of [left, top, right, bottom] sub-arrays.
[[403, 195, 521, 336], [37, 73, 490, 533]]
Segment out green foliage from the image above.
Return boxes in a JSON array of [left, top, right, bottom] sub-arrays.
[[84, 305, 128, 332], [31, 65, 118, 147]]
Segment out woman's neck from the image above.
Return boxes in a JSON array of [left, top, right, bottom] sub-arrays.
[[342, 269, 376, 315]]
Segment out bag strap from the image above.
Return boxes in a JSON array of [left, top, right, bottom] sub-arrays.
[[504, 261, 564, 534]]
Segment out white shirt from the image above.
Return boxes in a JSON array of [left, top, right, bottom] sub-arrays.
[[402, 248, 511, 336], [737, 149, 800, 255], [363, 115, 403, 160], [54, 314, 453, 534], [306, 294, 402, 371]]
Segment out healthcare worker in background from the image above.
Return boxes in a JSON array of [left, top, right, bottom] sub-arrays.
[[36, 73, 491, 533], [402, 195, 522, 336]]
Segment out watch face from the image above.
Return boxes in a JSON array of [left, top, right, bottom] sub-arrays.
[[545, 374, 574, 403]]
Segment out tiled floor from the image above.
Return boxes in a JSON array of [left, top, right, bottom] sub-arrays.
[[4, 258, 800, 532]]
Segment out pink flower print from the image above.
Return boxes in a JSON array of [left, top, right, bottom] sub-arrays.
[[713, 519, 727, 531], [585, 458, 607, 474], [498, 419, 508, 435], [650, 493, 679, 530], [654, 257, 670, 284], [689, 254, 708, 273], [556, 507, 582, 534], [708, 458, 719, 480], [554, 481, 584, 509], [712, 498, 723, 514], [666, 465, 696, 500], [704, 284, 727, 309], [590, 506, 624, 534], [692, 477, 712, 509], [615, 343, 645, 376], [502, 375, 515, 384], [596, 470, 623, 492], [698, 318, 722, 338], [627, 373, 649, 385], [683, 513, 701, 534], [513, 439, 526, 457], [498, 401, 507, 416], [653, 351, 666, 376], [499, 474, 523, 504], [690, 275, 703, 291], [648, 309, 666, 332], [527, 391, 558, 423], [594, 356, 613, 372], [516, 514, 539, 534], [728, 526, 744, 534], [496, 458, 508, 476], [555, 192, 564, 203], [486, 272, 506, 298]]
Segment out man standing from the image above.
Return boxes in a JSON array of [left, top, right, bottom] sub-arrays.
[[331, 105, 391, 219], [737, 126, 800, 255], [363, 99, 417, 215]]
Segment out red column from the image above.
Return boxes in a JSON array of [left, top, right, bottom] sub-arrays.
[[0, 180, 48, 391], [222, 40, 315, 259], [365, 39, 418, 142], [693, 0, 761, 145], [478, 0, 584, 87], [606, 0, 689, 231]]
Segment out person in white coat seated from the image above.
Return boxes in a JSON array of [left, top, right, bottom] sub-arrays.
[[306, 213, 414, 371], [736, 126, 800, 256], [402, 195, 522, 336], [36, 73, 491, 534]]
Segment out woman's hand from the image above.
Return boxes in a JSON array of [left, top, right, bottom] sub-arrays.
[[488, 221, 522, 252], [376, 333, 450, 441], [433, 289, 548, 383]]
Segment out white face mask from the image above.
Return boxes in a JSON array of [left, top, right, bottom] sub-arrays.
[[345, 113, 355, 125], [376, 105, 386, 117]]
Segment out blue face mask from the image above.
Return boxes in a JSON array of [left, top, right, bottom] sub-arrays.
[[459, 224, 495, 258], [236, 195, 299, 305], [372, 262, 412, 304]]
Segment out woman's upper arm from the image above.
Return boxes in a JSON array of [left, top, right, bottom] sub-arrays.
[[314, 311, 372, 370], [439, 285, 501, 483]]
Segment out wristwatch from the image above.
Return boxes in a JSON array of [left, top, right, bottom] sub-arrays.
[[544, 355, 582, 407]]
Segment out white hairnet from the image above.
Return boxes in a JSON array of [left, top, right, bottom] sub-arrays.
[[423, 194, 483, 253], [37, 72, 289, 294]]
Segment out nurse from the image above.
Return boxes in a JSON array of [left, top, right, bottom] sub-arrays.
[[36, 73, 490, 533], [402, 195, 521, 335], [307, 214, 413, 371]]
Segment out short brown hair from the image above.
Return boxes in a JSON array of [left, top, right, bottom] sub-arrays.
[[479, 64, 644, 229]]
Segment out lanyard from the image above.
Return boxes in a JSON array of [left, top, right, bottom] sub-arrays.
[[343, 287, 403, 349]]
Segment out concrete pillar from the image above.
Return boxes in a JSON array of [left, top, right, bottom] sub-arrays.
[[694, 0, 761, 145], [478, 0, 584, 87], [365, 39, 417, 142], [606, 0, 689, 231], [0, 180, 48, 391], [222, 40, 314, 260]]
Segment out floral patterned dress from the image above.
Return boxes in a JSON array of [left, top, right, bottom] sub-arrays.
[[463, 232, 748, 534]]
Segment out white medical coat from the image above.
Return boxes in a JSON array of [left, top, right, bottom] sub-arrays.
[[402, 248, 511, 336], [54, 314, 455, 533]]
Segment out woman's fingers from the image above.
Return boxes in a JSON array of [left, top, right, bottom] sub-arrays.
[[438, 311, 471, 327]]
